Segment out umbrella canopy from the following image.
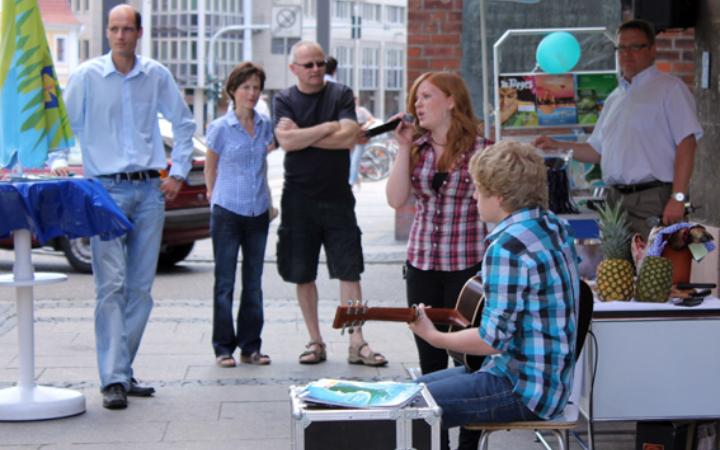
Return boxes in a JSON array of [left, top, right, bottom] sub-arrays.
[[0, 0, 74, 169]]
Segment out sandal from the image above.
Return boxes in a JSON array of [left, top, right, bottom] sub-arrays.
[[299, 341, 327, 364], [216, 355, 236, 368], [348, 341, 388, 367], [240, 352, 271, 365]]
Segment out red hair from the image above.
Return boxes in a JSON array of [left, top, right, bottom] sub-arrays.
[[406, 72, 479, 171]]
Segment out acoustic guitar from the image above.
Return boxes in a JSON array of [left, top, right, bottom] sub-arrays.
[[446, 275, 486, 372], [331, 275, 486, 371]]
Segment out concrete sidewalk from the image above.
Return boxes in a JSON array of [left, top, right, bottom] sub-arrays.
[[0, 173, 634, 449]]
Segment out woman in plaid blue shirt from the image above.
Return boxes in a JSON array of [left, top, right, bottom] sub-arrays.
[[410, 141, 579, 446]]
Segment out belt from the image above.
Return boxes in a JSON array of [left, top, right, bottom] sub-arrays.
[[99, 170, 160, 182], [611, 180, 671, 194]]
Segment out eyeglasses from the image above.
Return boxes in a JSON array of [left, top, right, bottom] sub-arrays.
[[614, 43, 651, 53], [293, 60, 326, 69]]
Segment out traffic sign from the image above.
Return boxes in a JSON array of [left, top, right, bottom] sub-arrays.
[[271, 5, 302, 38]]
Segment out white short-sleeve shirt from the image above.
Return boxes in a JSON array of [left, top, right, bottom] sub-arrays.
[[587, 66, 703, 186]]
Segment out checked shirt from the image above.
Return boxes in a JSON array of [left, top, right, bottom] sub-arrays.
[[478, 208, 579, 420], [406, 134, 488, 271]]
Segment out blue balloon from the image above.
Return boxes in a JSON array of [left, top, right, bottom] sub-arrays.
[[536, 32, 581, 74]]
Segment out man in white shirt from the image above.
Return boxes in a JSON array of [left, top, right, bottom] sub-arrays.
[[535, 19, 703, 239]]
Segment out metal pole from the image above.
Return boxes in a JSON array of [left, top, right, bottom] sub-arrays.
[[141, 0, 152, 58], [480, 0, 491, 139], [353, 2, 360, 96], [197, 0, 207, 128], [284, 37, 289, 88], [243, 0, 252, 61], [316, 0, 331, 52]]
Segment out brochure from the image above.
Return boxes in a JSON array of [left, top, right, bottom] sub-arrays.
[[535, 74, 577, 126], [576, 74, 618, 125], [498, 76, 538, 127], [299, 378, 423, 409]]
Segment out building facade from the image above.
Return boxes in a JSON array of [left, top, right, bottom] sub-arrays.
[[69, 0, 407, 131], [39, 0, 82, 87]]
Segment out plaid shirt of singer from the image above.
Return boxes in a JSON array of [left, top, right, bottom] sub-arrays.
[[478, 208, 579, 420], [406, 135, 489, 271]]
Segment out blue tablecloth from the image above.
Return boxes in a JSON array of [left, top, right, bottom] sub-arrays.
[[0, 179, 132, 244]]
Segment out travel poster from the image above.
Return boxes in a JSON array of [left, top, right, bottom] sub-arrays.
[[576, 74, 618, 125], [534, 74, 577, 126], [498, 76, 538, 128]]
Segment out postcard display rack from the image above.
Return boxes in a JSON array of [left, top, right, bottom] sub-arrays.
[[289, 384, 441, 450], [492, 27, 618, 143]]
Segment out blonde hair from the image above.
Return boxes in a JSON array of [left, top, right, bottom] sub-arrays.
[[406, 72, 479, 171], [469, 141, 548, 212]]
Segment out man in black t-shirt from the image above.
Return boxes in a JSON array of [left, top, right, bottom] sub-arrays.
[[274, 41, 387, 367]]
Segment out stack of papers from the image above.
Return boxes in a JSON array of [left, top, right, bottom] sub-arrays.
[[299, 379, 423, 409]]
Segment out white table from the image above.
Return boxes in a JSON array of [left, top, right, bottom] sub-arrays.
[[577, 297, 720, 449]]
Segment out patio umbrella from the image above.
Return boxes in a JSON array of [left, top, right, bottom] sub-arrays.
[[0, 0, 75, 170]]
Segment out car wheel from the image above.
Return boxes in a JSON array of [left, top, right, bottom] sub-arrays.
[[158, 243, 195, 267], [60, 237, 93, 273]]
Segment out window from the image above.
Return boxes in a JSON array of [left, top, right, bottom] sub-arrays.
[[271, 38, 300, 55], [361, 3, 381, 22], [385, 48, 404, 90], [55, 37, 66, 63], [360, 47, 379, 90], [336, 46, 354, 87], [333, 0, 351, 19], [303, 0, 316, 17], [79, 39, 90, 62], [386, 5, 405, 24]]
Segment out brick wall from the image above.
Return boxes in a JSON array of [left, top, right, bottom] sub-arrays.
[[407, 0, 463, 85], [655, 28, 696, 89]]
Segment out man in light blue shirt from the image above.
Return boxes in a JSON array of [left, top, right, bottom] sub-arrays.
[[52, 4, 195, 410]]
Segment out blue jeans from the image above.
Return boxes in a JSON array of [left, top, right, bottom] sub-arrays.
[[211, 205, 269, 357], [418, 367, 539, 449], [92, 177, 165, 391]]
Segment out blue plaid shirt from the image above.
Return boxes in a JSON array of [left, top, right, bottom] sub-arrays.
[[478, 208, 579, 419], [206, 109, 273, 217]]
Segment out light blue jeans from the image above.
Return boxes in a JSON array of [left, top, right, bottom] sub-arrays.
[[92, 177, 164, 391]]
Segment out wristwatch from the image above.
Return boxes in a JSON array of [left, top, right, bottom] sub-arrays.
[[672, 192, 688, 203], [170, 174, 185, 183]]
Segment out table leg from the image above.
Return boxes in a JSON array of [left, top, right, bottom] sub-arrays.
[[0, 229, 85, 421]]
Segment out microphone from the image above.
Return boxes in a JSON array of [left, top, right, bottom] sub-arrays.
[[363, 114, 415, 139]]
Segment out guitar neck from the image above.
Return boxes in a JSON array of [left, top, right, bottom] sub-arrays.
[[333, 307, 470, 329]]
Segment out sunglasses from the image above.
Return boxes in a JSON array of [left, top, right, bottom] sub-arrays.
[[614, 43, 651, 53], [294, 60, 326, 69]]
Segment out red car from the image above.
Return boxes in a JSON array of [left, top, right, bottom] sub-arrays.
[[0, 119, 211, 273]]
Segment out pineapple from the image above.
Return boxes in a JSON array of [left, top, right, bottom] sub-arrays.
[[635, 256, 673, 302], [596, 202, 634, 301]]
